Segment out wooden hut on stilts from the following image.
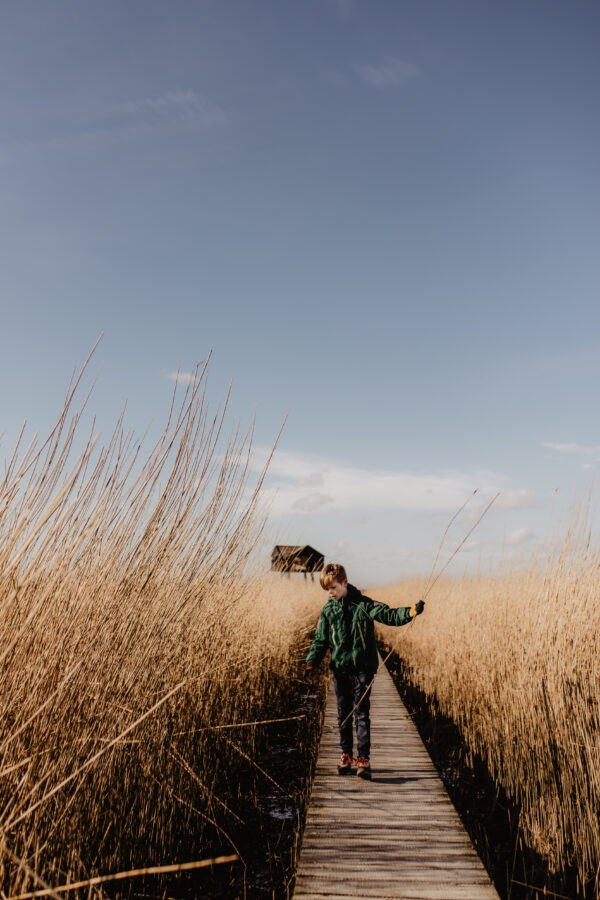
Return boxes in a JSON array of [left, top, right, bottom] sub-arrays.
[[271, 545, 325, 581]]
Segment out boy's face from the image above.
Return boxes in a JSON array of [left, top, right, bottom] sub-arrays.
[[328, 579, 348, 601]]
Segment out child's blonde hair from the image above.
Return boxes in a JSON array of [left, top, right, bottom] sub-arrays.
[[319, 563, 348, 590]]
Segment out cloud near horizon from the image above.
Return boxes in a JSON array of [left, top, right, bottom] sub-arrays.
[[250, 446, 532, 517], [506, 528, 534, 547], [496, 489, 536, 509], [541, 441, 600, 454]]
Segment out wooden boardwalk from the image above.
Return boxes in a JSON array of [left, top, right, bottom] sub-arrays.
[[293, 658, 500, 900]]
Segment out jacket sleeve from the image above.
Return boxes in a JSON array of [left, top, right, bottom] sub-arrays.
[[306, 612, 330, 666], [364, 597, 413, 627]]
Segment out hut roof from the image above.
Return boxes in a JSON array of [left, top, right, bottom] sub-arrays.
[[271, 544, 324, 572]]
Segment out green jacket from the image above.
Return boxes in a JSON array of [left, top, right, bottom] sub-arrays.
[[306, 584, 413, 675]]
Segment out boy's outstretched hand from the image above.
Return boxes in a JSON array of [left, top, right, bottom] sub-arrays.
[[410, 600, 425, 618]]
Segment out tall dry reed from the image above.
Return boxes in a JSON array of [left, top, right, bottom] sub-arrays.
[[0, 351, 322, 898], [372, 522, 600, 892]]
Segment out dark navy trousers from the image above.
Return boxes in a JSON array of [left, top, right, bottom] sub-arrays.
[[333, 672, 372, 759]]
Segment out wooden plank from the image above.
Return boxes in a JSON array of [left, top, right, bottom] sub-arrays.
[[293, 656, 499, 900]]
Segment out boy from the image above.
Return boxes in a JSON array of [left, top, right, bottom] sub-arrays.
[[303, 563, 424, 780]]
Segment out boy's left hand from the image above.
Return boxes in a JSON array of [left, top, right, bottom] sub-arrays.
[[410, 600, 425, 618]]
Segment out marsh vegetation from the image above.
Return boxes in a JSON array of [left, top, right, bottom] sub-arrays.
[[373, 532, 600, 898], [0, 357, 324, 898]]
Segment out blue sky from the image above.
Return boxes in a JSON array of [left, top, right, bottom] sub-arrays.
[[1, 1, 599, 584]]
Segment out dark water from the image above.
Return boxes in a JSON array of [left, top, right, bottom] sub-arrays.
[[128, 675, 327, 900]]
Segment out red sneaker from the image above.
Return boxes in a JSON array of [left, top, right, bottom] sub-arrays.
[[337, 752, 353, 775], [355, 757, 371, 780]]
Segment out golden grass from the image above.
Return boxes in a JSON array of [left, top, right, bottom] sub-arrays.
[[372, 528, 600, 889], [0, 354, 323, 897]]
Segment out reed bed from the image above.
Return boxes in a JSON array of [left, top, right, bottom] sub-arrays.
[[0, 355, 323, 898], [372, 530, 600, 893]]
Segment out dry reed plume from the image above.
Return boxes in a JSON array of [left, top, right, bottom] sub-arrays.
[[0, 350, 323, 898], [372, 517, 600, 894]]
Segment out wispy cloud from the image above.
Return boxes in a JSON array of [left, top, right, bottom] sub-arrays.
[[541, 441, 600, 454], [462, 488, 535, 526], [296, 472, 325, 488], [355, 56, 421, 88], [506, 528, 534, 547], [0, 90, 226, 166], [293, 493, 334, 511], [110, 90, 227, 128], [250, 446, 507, 516], [166, 370, 201, 385], [461, 540, 481, 553], [496, 489, 536, 510]]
